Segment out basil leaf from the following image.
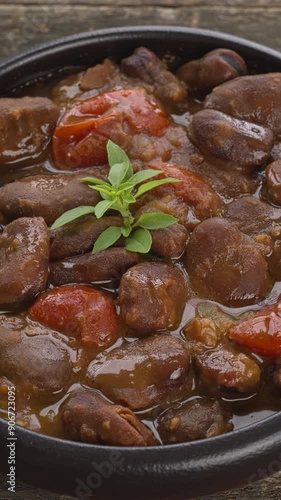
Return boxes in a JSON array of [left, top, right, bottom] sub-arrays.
[[125, 228, 152, 253], [121, 226, 132, 237], [52, 142, 178, 254], [108, 162, 130, 188], [88, 185, 111, 193], [50, 206, 96, 230], [82, 177, 109, 187], [130, 168, 162, 186], [93, 226, 122, 254], [107, 141, 134, 180], [116, 181, 135, 193], [88, 185, 112, 200], [121, 193, 136, 204], [135, 212, 178, 230], [135, 177, 180, 198], [107, 140, 129, 167], [94, 199, 116, 218]]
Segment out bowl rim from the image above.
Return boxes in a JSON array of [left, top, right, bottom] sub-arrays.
[[1, 25, 281, 67], [1, 25, 281, 85], [1, 25, 281, 498]]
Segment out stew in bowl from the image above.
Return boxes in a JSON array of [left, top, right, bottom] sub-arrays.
[[0, 32, 281, 454], [0, 29, 280, 498]]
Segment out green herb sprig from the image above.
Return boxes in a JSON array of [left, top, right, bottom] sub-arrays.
[[51, 140, 180, 254]]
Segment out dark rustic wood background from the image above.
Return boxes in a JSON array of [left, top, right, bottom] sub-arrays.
[[1, 0, 281, 498], [1, 0, 281, 60]]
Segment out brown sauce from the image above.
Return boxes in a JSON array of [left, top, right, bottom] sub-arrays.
[[0, 48, 281, 445]]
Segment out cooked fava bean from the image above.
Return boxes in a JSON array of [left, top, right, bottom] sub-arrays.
[[121, 46, 187, 103], [225, 196, 281, 235], [0, 97, 59, 166], [86, 334, 191, 410], [177, 48, 247, 93], [50, 248, 140, 286], [186, 218, 270, 307], [119, 262, 188, 333], [0, 327, 72, 393], [0, 167, 107, 225], [188, 109, 274, 167], [189, 156, 258, 198], [150, 223, 188, 258], [62, 390, 157, 446], [264, 161, 281, 205], [194, 345, 261, 393], [0, 217, 49, 306], [80, 59, 117, 91], [205, 73, 281, 133], [50, 215, 122, 261], [156, 398, 232, 443]]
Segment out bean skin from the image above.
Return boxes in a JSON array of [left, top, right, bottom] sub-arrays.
[[62, 390, 157, 446], [50, 248, 140, 286], [86, 334, 191, 411], [205, 73, 281, 134], [264, 161, 281, 205], [119, 262, 189, 334], [185, 217, 270, 307], [0, 217, 49, 306], [188, 109, 274, 167], [156, 398, 232, 443], [177, 48, 247, 93], [0, 327, 72, 394], [121, 46, 187, 103]]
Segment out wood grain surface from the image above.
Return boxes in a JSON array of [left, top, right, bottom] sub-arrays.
[[0, 1, 281, 499], [1, 2, 281, 59]]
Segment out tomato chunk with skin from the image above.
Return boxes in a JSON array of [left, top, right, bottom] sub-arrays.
[[28, 286, 119, 349], [142, 163, 221, 220], [52, 88, 170, 169], [229, 301, 281, 356], [160, 164, 221, 219]]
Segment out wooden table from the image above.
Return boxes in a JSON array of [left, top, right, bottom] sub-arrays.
[[1, 1, 281, 498]]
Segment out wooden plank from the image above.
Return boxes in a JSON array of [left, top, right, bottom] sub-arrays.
[[0, 0, 281, 6], [0, 477, 73, 499], [1, 5, 281, 61], [1, 470, 281, 499]]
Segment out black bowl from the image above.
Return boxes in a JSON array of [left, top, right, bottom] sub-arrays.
[[1, 26, 281, 500]]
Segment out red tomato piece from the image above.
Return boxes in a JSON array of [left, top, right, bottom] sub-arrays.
[[229, 301, 281, 356], [146, 163, 221, 219], [28, 285, 120, 349], [52, 89, 170, 169]]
